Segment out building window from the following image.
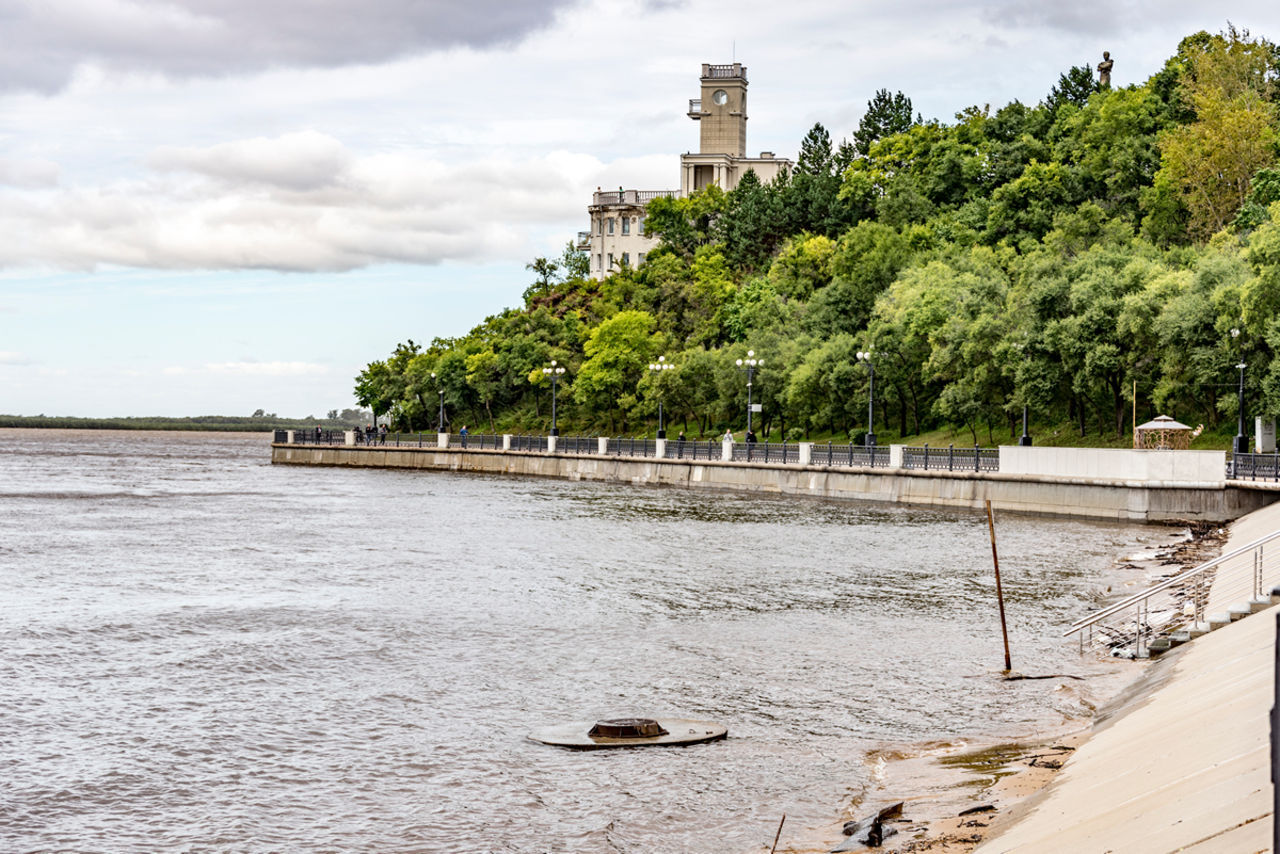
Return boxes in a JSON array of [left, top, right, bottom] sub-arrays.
[[638, 215, 646, 236], [607, 253, 614, 269], [621, 217, 630, 235], [597, 218, 603, 235], [595, 254, 602, 271], [621, 252, 630, 267], [607, 217, 614, 235], [638, 253, 646, 265]]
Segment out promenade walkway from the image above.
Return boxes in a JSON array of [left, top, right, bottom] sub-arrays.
[[976, 503, 1280, 853]]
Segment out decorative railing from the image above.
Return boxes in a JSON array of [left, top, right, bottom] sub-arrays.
[[556, 436, 597, 455], [705, 64, 746, 80], [902, 445, 1000, 472], [592, 189, 678, 206], [448, 433, 501, 450], [664, 439, 721, 461], [811, 443, 892, 468], [289, 429, 346, 445], [730, 442, 800, 464], [612, 437, 658, 458], [510, 434, 549, 452], [1227, 452, 1280, 481]]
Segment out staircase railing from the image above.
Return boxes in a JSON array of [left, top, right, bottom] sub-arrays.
[[1065, 528, 1280, 658]]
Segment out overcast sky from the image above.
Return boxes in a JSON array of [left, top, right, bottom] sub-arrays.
[[0, 0, 1273, 417]]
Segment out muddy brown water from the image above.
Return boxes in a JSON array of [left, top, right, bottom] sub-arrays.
[[0, 429, 1160, 852]]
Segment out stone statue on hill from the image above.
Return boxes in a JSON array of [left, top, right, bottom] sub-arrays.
[[1097, 51, 1114, 88]]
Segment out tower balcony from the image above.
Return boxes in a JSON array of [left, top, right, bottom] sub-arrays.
[[687, 98, 703, 119], [591, 189, 678, 207]]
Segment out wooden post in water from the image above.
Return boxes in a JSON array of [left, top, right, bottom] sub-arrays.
[[986, 500, 1012, 672], [770, 814, 786, 854]]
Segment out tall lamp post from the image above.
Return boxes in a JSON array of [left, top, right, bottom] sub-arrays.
[[430, 372, 445, 432], [648, 355, 673, 438], [735, 350, 763, 435], [1232, 327, 1248, 454], [542, 360, 566, 436], [856, 350, 876, 446], [1015, 343, 1032, 446]]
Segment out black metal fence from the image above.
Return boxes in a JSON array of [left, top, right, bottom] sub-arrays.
[[730, 442, 800, 464], [556, 435, 597, 454], [611, 437, 658, 458], [812, 442, 892, 468], [288, 429, 346, 445], [510, 434, 549, 452], [274, 429, 1008, 475], [664, 439, 721, 460], [447, 432, 501, 450], [902, 444, 1000, 472], [1228, 452, 1280, 481]]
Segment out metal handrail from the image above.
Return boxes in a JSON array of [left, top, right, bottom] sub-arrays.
[[1065, 528, 1280, 656], [1065, 528, 1280, 634]]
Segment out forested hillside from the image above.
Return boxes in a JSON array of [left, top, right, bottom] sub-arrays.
[[357, 28, 1280, 447]]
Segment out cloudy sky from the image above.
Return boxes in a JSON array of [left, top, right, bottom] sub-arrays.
[[0, 0, 1272, 417]]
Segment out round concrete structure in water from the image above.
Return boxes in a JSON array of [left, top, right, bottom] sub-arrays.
[[529, 717, 728, 750]]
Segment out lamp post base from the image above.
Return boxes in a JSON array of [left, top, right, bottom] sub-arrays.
[[1019, 435, 1033, 446], [656, 429, 666, 439], [1235, 434, 1249, 454], [865, 433, 877, 447], [550, 428, 559, 437]]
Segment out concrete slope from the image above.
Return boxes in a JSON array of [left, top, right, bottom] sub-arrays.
[[977, 508, 1280, 853]]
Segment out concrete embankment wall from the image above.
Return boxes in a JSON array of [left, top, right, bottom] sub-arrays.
[[271, 444, 1277, 522]]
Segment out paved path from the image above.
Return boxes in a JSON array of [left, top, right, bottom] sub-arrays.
[[977, 505, 1279, 853]]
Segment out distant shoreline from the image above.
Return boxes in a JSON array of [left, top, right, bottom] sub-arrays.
[[0, 416, 349, 432]]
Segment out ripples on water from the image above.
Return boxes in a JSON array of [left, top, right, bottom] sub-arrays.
[[0, 429, 1154, 852]]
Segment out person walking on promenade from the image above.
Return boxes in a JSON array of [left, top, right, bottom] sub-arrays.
[[459, 424, 469, 448], [745, 429, 757, 444], [379, 423, 388, 445], [722, 428, 734, 443]]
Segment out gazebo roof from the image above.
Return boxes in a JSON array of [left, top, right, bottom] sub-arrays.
[[1136, 415, 1192, 431]]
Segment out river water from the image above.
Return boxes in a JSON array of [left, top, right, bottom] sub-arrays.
[[0, 429, 1156, 852]]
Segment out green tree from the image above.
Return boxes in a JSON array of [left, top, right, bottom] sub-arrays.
[[853, 89, 917, 156], [1155, 26, 1280, 241], [574, 310, 661, 431]]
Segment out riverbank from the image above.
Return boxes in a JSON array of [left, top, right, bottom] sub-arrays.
[[831, 500, 1278, 854], [765, 523, 1219, 854], [970, 498, 1279, 852], [271, 442, 1278, 522]]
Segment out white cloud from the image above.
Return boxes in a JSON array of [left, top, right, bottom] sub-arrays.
[[204, 361, 329, 376], [0, 157, 60, 188], [0, 132, 669, 272], [0, 351, 32, 365]]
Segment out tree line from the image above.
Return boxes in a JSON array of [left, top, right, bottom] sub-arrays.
[[357, 28, 1280, 447]]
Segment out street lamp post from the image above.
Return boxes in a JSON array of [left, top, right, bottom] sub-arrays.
[[431, 372, 444, 432], [647, 355, 674, 438], [735, 350, 763, 435], [1013, 342, 1032, 446], [542, 360, 566, 435], [856, 350, 876, 447], [1232, 327, 1248, 455]]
